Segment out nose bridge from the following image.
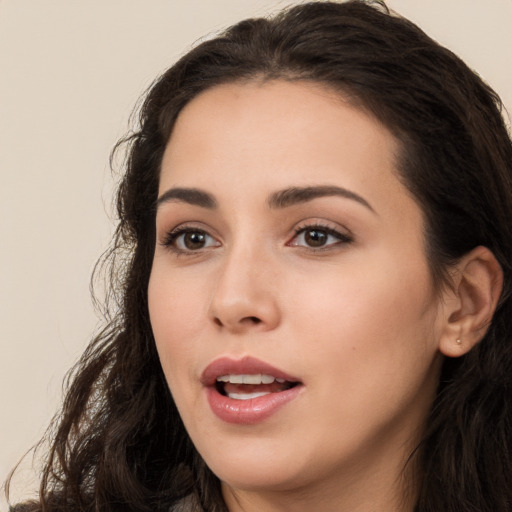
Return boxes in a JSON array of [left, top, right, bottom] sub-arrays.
[[209, 233, 280, 332]]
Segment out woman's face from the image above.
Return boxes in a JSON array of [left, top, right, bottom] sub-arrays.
[[148, 81, 446, 500]]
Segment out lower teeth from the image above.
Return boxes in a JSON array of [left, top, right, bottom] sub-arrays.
[[227, 391, 271, 400]]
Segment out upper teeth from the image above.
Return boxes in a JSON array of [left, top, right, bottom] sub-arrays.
[[216, 374, 286, 384]]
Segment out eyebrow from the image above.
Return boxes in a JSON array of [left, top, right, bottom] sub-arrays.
[[267, 185, 375, 213], [156, 187, 217, 209], [156, 185, 375, 213]]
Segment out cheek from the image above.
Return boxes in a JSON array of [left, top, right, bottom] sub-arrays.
[[286, 252, 440, 380], [148, 267, 207, 379], [290, 260, 441, 434], [287, 255, 433, 334]]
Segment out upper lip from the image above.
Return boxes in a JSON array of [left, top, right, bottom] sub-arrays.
[[200, 356, 301, 386]]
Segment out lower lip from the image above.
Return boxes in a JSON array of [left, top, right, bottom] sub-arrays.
[[205, 385, 302, 425]]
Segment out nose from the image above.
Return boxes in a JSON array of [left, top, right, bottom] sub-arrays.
[[208, 244, 281, 334]]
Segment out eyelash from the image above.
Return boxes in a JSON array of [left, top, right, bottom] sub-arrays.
[[160, 223, 353, 255], [161, 225, 218, 255], [289, 223, 353, 250]]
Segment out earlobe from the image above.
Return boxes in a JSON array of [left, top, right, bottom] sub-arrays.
[[438, 246, 503, 358]]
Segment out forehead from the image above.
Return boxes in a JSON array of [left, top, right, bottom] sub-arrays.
[[167, 80, 392, 155], [160, 80, 415, 219]]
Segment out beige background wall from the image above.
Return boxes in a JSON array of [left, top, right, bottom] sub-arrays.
[[1, 0, 511, 507]]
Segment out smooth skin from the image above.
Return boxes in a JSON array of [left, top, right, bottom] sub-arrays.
[[148, 80, 502, 512]]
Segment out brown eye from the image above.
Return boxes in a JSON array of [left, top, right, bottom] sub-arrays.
[[163, 228, 220, 253], [304, 229, 328, 247], [289, 225, 352, 249], [183, 231, 207, 250]]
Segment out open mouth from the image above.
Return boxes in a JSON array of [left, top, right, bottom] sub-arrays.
[[215, 374, 300, 400], [202, 358, 303, 423]]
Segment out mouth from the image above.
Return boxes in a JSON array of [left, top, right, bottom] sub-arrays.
[[215, 373, 300, 400], [201, 356, 303, 424]]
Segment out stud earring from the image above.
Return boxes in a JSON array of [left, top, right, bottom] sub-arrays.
[[456, 338, 462, 345]]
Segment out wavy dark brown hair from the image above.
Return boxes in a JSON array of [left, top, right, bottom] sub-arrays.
[[7, 1, 512, 511]]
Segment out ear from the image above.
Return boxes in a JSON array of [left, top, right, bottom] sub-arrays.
[[438, 246, 503, 358]]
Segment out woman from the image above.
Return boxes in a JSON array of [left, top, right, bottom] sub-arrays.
[[8, 1, 512, 511]]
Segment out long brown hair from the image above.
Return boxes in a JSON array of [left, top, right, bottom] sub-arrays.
[[8, 2, 512, 511]]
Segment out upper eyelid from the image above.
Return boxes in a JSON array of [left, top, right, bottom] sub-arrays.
[[292, 219, 353, 237], [293, 225, 346, 237], [159, 221, 217, 238], [165, 224, 216, 238], [290, 225, 352, 244]]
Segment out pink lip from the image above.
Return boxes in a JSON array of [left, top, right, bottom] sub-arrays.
[[201, 356, 303, 425], [201, 356, 300, 385]]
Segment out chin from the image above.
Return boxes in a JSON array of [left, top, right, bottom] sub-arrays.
[[216, 464, 306, 494], [197, 436, 323, 494]]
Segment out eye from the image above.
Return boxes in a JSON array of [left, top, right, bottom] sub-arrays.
[[162, 227, 220, 253], [288, 224, 352, 249]]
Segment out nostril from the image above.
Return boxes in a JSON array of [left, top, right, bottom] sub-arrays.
[[212, 315, 263, 328]]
